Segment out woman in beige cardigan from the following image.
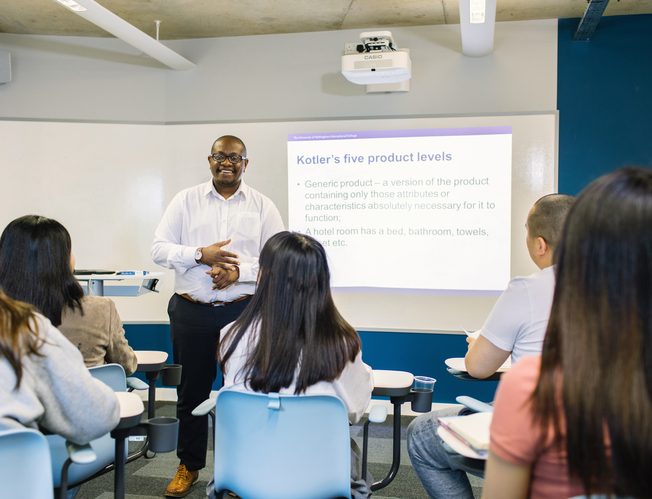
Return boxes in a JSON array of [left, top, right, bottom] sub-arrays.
[[0, 215, 137, 374]]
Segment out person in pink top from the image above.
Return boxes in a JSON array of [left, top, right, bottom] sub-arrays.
[[483, 167, 652, 499]]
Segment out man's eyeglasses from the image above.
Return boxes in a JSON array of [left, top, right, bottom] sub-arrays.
[[209, 152, 247, 164]]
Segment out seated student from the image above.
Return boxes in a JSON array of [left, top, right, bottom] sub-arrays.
[[0, 215, 137, 374], [0, 289, 119, 444], [483, 167, 652, 498], [465, 193, 575, 378], [407, 193, 574, 499], [219, 231, 373, 497]]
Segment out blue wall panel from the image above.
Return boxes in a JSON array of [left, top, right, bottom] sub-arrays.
[[359, 331, 498, 404], [125, 324, 498, 404], [557, 15, 652, 194]]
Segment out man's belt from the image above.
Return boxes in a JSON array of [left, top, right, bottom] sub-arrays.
[[178, 293, 251, 307]]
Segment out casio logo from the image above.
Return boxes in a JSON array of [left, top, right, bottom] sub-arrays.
[[363, 54, 383, 60]]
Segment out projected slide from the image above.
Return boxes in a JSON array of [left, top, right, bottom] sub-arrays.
[[288, 127, 512, 291]]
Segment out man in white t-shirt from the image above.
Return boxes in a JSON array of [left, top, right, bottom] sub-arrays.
[[463, 193, 575, 378], [407, 193, 575, 499]]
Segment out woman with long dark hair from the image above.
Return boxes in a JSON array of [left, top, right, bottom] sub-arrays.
[[482, 167, 652, 498], [0, 289, 119, 442], [219, 231, 373, 493], [0, 215, 137, 374]]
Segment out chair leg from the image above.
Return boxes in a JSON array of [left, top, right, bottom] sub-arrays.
[[145, 371, 159, 418], [361, 419, 371, 482], [370, 399, 403, 491], [59, 458, 74, 499], [113, 432, 128, 499]]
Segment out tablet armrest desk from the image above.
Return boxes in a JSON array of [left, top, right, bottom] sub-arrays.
[[135, 351, 169, 418], [112, 392, 144, 499]]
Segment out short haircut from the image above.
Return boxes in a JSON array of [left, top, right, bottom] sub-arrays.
[[526, 193, 575, 250], [212, 135, 247, 157]]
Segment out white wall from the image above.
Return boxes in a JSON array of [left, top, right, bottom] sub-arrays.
[[0, 34, 166, 122], [0, 20, 556, 123], [165, 21, 556, 122]]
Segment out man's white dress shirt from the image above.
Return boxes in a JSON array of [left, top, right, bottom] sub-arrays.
[[152, 180, 284, 303]]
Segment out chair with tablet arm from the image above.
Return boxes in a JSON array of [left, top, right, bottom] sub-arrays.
[[0, 423, 56, 499], [202, 390, 353, 499]]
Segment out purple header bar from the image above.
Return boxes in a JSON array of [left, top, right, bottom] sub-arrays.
[[288, 126, 512, 141]]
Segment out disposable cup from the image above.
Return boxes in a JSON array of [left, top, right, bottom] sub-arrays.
[[413, 375, 437, 392]]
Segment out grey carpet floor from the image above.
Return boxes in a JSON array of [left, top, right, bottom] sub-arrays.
[[74, 402, 482, 499]]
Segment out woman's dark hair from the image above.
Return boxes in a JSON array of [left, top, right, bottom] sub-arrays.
[[219, 231, 361, 394], [0, 215, 84, 326], [533, 167, 652, 496], [0, 290, 42, 389]]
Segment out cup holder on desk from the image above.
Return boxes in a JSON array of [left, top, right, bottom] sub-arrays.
[[409, 376, 437, 412], [161, 364, 182, 386], [144, 417, 179, 453], [410, 389, 434, 412]]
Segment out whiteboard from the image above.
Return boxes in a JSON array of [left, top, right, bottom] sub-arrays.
[[0, 114, 556, 331]]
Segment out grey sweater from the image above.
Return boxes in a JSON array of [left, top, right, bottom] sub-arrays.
[[0, 314, 120, 444]]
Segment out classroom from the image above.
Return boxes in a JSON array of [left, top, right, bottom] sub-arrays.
[[0, 1, 651, 498]]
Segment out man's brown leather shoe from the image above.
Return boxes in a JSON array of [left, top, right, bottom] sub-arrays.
[[165, 464, 199, 498]]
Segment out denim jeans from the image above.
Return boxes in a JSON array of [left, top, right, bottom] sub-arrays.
[[406, 408, 485, 499]]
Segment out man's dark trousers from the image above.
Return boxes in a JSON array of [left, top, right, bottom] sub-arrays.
[[168, 293, 250, 470]]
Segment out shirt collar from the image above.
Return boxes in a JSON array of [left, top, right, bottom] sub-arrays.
[[204, 180, 249, 201]]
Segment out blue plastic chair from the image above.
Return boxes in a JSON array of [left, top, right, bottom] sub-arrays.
[[210, 390, 353, 499], [0, 425, 54, 499], [48, 364, 128, 497], [455, 395, 494, 413]]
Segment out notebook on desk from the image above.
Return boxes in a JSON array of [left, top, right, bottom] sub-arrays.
[[444, 357, 511, 373], [436, 425, 488, 460], [438, 411, 493, 452]]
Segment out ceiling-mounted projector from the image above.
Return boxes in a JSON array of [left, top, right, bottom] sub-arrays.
[[341, 31, 411, 86]]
